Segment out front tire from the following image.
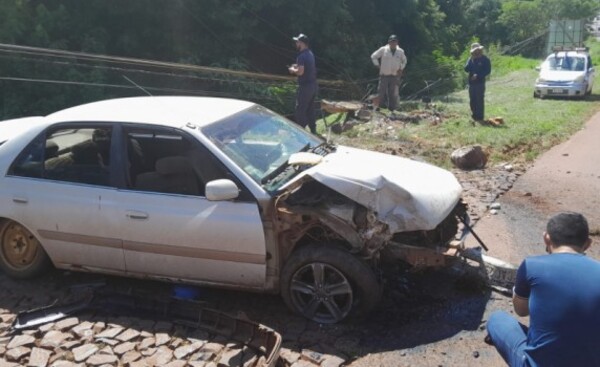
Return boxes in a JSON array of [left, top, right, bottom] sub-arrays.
[[0, 220, 50, 278], [280, 244, 381, 323]]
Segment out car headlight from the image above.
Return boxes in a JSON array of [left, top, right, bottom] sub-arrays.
[[536, 77, 546, 83], [573, 75, 585, 83]]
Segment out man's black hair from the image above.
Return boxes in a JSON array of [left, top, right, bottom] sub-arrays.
[[546, 212, 589, 248]]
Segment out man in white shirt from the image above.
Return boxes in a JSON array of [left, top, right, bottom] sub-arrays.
[[371, 34, 407, 111]]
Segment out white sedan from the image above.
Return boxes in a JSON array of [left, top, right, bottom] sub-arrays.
[[0, 96, 464, 323], [534, 50, 595, 99]]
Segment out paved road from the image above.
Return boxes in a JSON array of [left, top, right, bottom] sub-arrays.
[[465, 110, 600, 262]]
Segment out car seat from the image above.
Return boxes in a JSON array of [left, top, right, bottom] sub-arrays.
[[135, 156, 199, 195]]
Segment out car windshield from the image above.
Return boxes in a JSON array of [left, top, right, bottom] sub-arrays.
[[202, 105, 322, 184], [543, 55, 586, 72]]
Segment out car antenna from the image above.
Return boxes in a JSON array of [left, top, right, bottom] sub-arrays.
[[122, 75, 153, 96]]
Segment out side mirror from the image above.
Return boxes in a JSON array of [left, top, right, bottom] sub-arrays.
[[535, 66, 541, 72], [205, 179, 239, 201]]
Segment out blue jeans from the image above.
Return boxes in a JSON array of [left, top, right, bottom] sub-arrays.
[[486, 311, 530, 367]]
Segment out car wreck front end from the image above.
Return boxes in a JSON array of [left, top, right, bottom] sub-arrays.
[[200, 103, 503, 323], [274, 145, 466, 270]]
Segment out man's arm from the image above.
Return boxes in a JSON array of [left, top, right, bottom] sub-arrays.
[[464, 59, 471, 73], [289, 54, 306, 76], [513, 292, 530, 317], [290, 65, 305, 76], [513, 260, 530, 317], [397, 49, 407, 76], [371, 47, 383, 67], [481, 57, 491, 78]]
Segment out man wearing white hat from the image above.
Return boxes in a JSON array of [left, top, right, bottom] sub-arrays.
[[371, 34, 407, 111], [464, 42, 491, 123]]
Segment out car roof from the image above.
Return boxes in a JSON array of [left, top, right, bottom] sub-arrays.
[[46, 96, 255, 128], [546, 51, 589, 58]]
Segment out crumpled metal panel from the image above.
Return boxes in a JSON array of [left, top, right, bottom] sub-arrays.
[[292, 146, 463, 233]]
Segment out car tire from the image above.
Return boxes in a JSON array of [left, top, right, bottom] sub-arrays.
[[533, 92, 539, 99], [0, 220, 51, 279], [280, 244, 381, 323]]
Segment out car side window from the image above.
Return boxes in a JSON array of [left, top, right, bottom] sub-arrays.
[[125, 128, 216, 197], [9, 127, 113, 186], [124, 126, 256, 201]]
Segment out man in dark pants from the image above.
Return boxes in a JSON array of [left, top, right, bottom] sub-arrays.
[[464, 43, 491, 123], [288, 33, 318, 134], [486, 212, 600, 367]]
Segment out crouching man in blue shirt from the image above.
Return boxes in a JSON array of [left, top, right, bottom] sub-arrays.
[[486, 212, 600, 367]]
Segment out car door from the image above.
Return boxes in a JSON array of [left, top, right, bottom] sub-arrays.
[[5, 123, 126, 272], [587, 55, 595, 92], [116, 125, 267, 289]]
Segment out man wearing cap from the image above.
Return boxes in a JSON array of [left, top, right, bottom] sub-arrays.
[[486, 212, 600, 367], [371, 35, 407, 111], [288, 33, 318, 134], [464, 43, 491, 123]]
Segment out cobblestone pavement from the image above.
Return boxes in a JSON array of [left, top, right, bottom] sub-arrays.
[[0, 164, 523, 367]]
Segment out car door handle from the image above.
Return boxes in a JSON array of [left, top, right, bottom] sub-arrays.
[[126, 210, 149, 220], [12, 196, 28, 204]]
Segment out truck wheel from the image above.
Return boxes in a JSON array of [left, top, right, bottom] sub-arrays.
[[280, 244, 381, 323], [0, 220, 50, 279]]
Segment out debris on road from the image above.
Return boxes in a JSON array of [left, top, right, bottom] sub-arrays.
[[451, 145, 488, 170]]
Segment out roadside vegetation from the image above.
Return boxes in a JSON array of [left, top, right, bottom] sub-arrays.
[[327, 39, 600, 168]]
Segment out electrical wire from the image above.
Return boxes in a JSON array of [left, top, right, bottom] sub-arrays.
[[0, 43, 345, 87]]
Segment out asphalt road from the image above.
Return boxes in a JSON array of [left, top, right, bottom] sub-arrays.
[[464, 110, 600, 263]]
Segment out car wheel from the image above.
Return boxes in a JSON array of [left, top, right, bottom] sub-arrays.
[[0, 220, 50, 278], [533, 92, 539, 99], [280, 244, 381, 323]]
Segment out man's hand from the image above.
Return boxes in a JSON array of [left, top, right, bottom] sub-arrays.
[[397, 69, 403, 77], [470, 73, 478, 81], [288, 63, 298, 75]]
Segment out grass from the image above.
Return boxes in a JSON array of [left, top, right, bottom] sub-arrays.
[[320, 40, 600, 168]]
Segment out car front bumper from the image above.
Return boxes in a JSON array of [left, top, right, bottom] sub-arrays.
[[534, 82, 587, 97]]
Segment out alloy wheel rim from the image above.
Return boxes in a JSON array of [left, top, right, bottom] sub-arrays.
[[290, 262, 353, 323], [1, 223, 38, 270]]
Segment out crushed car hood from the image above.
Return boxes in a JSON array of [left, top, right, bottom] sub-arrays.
[[286, 146, 463, 233]]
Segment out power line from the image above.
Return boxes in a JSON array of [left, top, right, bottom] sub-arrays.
[[0, 76, 298, 102], [0, 42, 345, 87]]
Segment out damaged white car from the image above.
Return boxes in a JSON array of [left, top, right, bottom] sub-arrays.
[[0, 96, 466, 323]]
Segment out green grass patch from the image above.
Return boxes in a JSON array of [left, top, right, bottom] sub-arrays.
[[320, 39, 600, 168]]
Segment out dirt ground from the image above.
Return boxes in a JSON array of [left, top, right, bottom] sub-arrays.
[[1, 111, 599, 367]]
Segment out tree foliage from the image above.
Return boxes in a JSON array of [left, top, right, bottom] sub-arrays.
[[0, 0, 598, 118]]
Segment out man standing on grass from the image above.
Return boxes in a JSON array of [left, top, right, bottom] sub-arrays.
[[486, 212, 600, 367], [464, 42, 491, 123], [371, 34, 407, 112], [288, 33, 318, 134]]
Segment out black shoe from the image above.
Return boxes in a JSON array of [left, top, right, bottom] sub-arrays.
[[484, 334, 493, 345]]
